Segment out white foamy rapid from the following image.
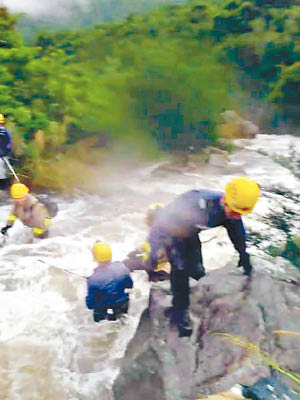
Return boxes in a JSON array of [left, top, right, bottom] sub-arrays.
[[0, 134, 299, 399]]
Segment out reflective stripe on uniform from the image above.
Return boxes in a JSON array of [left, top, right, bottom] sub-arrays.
[[7, 214, 17, 222], [33, 226, 45, 235], [155, 261, 171, 274], [44, 217, 51, 227], [141, 240, 151, 261]]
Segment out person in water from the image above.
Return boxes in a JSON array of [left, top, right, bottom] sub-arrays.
[[86, 241, 134, 322], [147, 176, 260, 337], [1, 183, 52, 239]]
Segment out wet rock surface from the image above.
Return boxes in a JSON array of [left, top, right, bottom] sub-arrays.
[[113, 265, 300, 400]]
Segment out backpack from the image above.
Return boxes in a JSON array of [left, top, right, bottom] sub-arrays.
[[242, 376, 298, 400], [36, 194, 58, 218]]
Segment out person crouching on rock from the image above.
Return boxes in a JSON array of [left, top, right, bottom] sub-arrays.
[[147, 176, 260, 338], [1, 182, 51, 239], [86, 241, 134, 322]]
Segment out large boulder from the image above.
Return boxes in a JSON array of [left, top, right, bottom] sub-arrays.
[[219, 110, 259, 139], [113, 265, 300, 400]]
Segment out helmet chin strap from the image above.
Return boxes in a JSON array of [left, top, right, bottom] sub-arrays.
[[221, 197, 241, 220]]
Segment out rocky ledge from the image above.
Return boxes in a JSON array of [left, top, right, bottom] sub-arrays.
[[113, 264, 300, 400]]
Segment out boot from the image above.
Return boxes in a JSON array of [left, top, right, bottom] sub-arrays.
[[177, 309, 193, 337], [170, 309, 193, 338], [189, 264, 206, 281]]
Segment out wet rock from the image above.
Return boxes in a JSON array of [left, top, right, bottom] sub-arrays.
[[113, 267, 300, 400], [205, 147, 229, 167], [241, 120, 259, 139], [156, 151, 207, 174], [219, 110, 259, 140]]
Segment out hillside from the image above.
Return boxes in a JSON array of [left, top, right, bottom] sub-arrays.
[[0, 0, 299, 189]]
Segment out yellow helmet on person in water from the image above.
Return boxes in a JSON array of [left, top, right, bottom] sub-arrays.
[[0, 113, 5, 124], [92, 241, 112, 264], [10, 183, 29, 199], [224, 176, 259, 215], [146, 202, 165, 227]]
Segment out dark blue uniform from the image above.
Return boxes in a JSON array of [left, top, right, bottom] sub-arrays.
[[148, 189, 252, 312], [0, 126, 12, 190], [0, 126, 12, 157], [86, 261, 133, 322]]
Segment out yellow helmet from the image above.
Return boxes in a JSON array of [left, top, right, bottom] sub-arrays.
[[146, 202, 165, 226], [10, 183, 29, 199], [0, 113, 5, 124], [225, 176, 259, 214], [92, 241, 112, 264]]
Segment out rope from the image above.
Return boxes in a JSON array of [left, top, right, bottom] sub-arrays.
[[37, 259, 87, 279], [2, 156, 20, 182]]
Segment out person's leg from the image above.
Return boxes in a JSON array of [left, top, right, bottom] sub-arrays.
[[167, 237, 193, 337], [111, 299, 129, 320], [170, 268, 190, 310], [186, 234, 205, 280], [93, 309, 107, 322]]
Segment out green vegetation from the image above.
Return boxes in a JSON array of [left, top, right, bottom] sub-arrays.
[[0, 0, 299, 191]]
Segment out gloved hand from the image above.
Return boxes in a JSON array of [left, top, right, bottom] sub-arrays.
[[1, 225, 11, 235], [238, 253, 253, 276]]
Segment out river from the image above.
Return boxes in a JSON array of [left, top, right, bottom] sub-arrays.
[[0, 134, 299, 400]]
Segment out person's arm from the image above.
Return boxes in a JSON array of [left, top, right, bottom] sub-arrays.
[[0, 129, 12, 157], [32, 202, 51, 237], [86, 282, 96, 310], [224, 218, 252, 274], [148, 226, 166, 272], [6, 129, 12, 156], [124, 274, 133, 289], [1, 205, 18, 234], [123, 245, 148, 272]]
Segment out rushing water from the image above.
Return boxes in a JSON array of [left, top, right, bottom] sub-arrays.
[[0, 134, 299, 400]]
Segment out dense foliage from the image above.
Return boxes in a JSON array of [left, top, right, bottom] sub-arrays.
[[0, 0, 299, 190]]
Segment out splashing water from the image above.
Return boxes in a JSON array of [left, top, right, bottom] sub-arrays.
[[0, 134, 299, 399]]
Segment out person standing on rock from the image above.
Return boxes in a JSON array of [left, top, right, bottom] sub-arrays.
[[86, 241, 134, 322], [147, 176, 260, 337]]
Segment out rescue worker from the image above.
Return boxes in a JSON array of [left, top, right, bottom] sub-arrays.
[[1, 182, 51, 239], [0, 113, 12, 157], [86, 241, 134, 322], [124, 203, 171, 282], [147, 176, 260, 337], [0, 113, 13, 190]]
